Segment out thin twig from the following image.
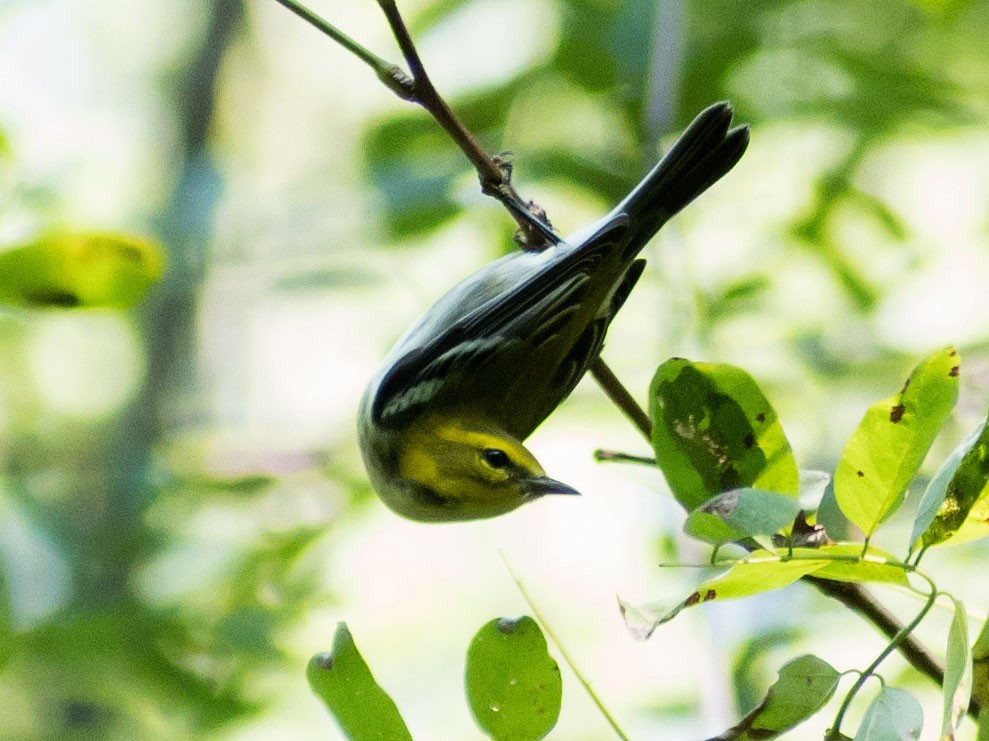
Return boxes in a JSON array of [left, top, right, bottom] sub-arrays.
[[594, 449, 657, 465], [809, 576, 980, 718], [590, 357, 653, 440], [272, 0, 557, 247], [827, 575, 939, 738]]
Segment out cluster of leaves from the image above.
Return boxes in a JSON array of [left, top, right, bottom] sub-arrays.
[[310, 347, 989, 740], [620, 346, 989, 739]]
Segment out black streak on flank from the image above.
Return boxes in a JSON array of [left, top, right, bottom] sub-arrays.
[[857, 470, 865, 478], [949, 365, 960, 377], [755, 412, 766, 423], [743, 433, 756, 449], [890, 404, 906, 423]]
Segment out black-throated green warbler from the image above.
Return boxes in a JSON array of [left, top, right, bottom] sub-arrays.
[[359, 103, 749, 521]]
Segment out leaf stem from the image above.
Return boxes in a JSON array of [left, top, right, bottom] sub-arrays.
[[271, 0, 395, 77], [827, 573, 939, 739], [590, 357, 653, 441], [271, 0, 558, 247]]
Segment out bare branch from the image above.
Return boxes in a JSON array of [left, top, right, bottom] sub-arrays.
[[272, 0, 557, 247]]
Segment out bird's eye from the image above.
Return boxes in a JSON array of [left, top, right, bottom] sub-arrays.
[[481, 448, 510, 469]]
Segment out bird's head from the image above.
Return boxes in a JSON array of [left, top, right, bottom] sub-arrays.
[[372, 413, 579, 522]]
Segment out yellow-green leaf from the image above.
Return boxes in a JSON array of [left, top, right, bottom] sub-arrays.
[[834, 347, 959, 537], [622, 545, 907, 639], [808, 544, 909, 586], [0, 231, 166, 309], [621, 551, 829, 639]]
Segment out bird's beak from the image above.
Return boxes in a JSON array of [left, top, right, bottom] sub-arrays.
[[526, 476, 581, 499]]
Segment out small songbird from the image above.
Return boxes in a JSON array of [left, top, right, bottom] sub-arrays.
[[358, 102, 749, 521]]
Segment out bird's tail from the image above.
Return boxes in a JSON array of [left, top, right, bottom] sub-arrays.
[[614, 102, 749, 247]]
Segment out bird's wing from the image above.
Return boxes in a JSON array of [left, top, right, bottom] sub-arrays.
[[372, 216, 631, 428]]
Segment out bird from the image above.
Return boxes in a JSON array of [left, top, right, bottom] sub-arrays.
[[358, 102, 749, 522]]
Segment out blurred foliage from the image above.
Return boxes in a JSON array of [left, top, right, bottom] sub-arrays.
[[0, 0, 987, 738], [0, 231, 165, 309]]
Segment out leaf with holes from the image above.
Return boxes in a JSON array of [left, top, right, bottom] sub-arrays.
[[834, 347, 959, 537], [649, 359, 798, 511]]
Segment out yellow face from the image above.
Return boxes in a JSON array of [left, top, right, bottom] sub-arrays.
[[384, 414, 577, 522]]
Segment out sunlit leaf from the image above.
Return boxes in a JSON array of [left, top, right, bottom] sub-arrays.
[[808, 544, 908, 586], [709, 655, 840, 740], [684, 487, 801, 545], [853, 686, 923, 740], [465, 616, 561, 741], [622, 545, 906, 639], [834, 347, 959, 537], [941, 597, 971, 740], [911, 415, 989, 550], [306, 622, 412, 740], [0, 232, 166, 309], [620, 551, 828, 640], [649, 358, 799, 511]]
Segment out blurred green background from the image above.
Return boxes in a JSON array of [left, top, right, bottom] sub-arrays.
[[1, 0, 988, 738]]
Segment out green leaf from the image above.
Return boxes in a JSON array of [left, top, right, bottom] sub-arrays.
[[942, 597, 972, 740], [465, 616, 561, 741], [912, 415, 989, 550], [649, 358, 799, 511], [621, 551, 829, 639], [808, 544, 909, 586], [853, 686, 924, 740], [622, 545, 907, 639], [684, 487, 802, 545], [971, 615, 989, 720], [710, 655, 840, 740], [834, 347, 960, 537], [0, 231, 166, 308], [306, 623, 412, 741]]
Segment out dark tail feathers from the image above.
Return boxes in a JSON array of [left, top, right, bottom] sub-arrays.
[[615, 102, 749, 245]]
